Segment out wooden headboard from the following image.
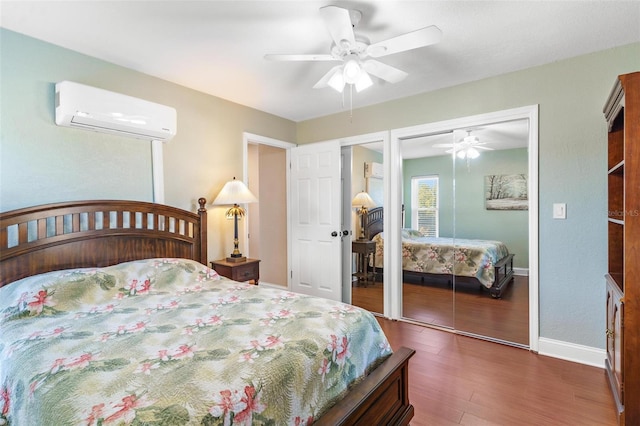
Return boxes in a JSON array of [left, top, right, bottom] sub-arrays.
[[364, 207, 383, 239], [0, 198, 207, 287]]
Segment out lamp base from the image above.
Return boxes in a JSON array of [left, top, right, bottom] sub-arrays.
[[226, 256, 246, 263]]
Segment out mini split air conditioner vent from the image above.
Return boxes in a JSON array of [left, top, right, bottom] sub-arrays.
[[365, 162, 383, 179], [55, 81, 177, 141]]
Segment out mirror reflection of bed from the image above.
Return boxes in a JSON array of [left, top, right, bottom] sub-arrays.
[[350, 120, 530, 347], [363, 206, 528, 344]]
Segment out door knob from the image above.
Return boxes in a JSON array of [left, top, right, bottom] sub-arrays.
[[331, 231, 338, 237], [343, 230, 349, 236]]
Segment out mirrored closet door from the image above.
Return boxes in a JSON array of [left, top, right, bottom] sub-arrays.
[[399, 118, 530, 346], [349, 143, 384, 315], [451, 122, 529, 345], [401, 133, 455, 328]]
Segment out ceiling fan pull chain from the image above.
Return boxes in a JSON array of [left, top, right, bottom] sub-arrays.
[[349, 84, 353, 123]]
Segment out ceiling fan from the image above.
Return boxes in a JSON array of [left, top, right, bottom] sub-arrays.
[[433, 130, 494, 159], [264, 5, 442, 93]]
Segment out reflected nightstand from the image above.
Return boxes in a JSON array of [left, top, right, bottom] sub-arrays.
[[352, 240, 376, 286]]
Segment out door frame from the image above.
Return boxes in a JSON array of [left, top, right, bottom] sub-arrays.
[[243, 132, 296, 289], [389, 105, 539, 350]]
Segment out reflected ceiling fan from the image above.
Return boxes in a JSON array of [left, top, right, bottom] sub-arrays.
[[264, 5, 442, 93], [433, 130, 494, 159]]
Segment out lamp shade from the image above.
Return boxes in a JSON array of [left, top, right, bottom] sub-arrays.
[[352, 191, 376, 209], [355, 71, 373, 92], [213, 177, 258, 205], [343, 55, 361, 84], [456, 147, 480, 160], [327, 69, 346, 92]]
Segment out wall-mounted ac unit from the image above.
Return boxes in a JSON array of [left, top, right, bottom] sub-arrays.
[[55, 81, 177, 141], [365, 162, 383, 179]]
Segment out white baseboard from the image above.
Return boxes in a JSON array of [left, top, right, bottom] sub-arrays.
[[256, 281, 288, 290], [514, 267, 528, 276], [537, 337, 606, 368]]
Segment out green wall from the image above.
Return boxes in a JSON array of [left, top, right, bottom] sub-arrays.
[[403, 148, 529, 268], [298, 43, 640, 349]]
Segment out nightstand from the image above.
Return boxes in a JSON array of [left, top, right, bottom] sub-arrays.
[[210, 258, 260, 284], [352, 240, 376, 286]]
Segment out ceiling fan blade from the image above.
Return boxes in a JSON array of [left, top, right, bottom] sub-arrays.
[[264, 54, 337, 61], [476, 146, 494, 150], [367, 25, 442, 58], [362, 60, 408, 84], [319, 5, 356, 50], [313, 65, 343, 89]]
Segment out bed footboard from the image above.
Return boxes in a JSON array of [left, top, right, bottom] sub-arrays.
[[316, 346, 415, 425], [489, 253, 515, 298]]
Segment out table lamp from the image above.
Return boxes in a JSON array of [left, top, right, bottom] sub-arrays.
[[213, 177, 258, 262]]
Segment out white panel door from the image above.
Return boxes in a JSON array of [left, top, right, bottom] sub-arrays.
[[290, 140, 342, 301]]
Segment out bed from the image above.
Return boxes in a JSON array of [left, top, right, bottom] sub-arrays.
[[365, 207, 514, 298], [0, 198, 415, 425]]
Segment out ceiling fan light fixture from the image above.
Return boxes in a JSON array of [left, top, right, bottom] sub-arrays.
[[456, 147, 480, 159], [342, 54, 362, 84], [265, 5, 444, 107], [327, 69, 346, 92], [355, 70, 373, 92], [467, 147, 480, 159]]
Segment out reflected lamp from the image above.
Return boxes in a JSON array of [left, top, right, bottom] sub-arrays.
[[351, 191, 376, 240]]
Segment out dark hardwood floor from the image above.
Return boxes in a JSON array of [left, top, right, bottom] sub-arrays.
[[353, 276, 529, 345], [377, 318, 617, 425]]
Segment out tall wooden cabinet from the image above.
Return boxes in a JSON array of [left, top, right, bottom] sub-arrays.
[[604, 71, 640, 425]]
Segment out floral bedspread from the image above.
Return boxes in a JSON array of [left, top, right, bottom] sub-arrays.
[[0, 258, 391, 425], [372, 230, 510, 288]]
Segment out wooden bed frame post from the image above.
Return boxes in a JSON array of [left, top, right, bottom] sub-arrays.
[[198, 197, 207, 264]]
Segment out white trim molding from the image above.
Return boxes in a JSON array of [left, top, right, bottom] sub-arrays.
[[255, 281, 288, 290], [513, 268, 529, 276], [242, 132, 296, 290], [151, 140, 165, 204], [538, 337, 606, 368]]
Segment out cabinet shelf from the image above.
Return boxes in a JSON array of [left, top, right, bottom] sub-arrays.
[[605, 273, 623, 294], [608, 160, 624, 174]]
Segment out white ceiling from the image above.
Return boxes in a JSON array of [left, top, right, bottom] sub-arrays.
[[1, 1, 639, 122]]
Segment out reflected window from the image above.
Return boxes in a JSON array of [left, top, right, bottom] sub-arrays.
[[411, 175, 439, 237]]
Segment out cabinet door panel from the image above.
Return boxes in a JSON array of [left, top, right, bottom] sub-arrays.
[[606, 279, 624, 404], [613, 299, 624, 399]]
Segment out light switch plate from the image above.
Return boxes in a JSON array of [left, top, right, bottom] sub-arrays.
[[553, 203, 567, 219]]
